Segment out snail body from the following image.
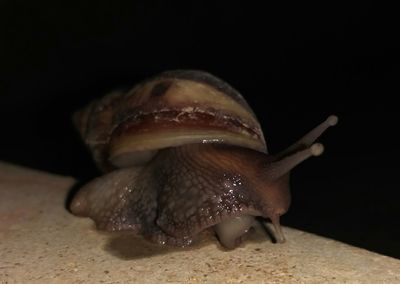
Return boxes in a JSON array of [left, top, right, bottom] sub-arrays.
[[70, 70, 337, 249]]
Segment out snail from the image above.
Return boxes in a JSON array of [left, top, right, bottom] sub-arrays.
[[70, 70, 337, 249]]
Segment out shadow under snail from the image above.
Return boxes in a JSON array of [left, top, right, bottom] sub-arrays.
[[70, 70, 338, 249]]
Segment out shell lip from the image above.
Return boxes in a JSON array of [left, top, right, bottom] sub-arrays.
[[111, 108, 264, 142], [108, 108, 267, 168]]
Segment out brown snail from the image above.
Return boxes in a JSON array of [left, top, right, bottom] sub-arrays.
[[70, 70, 337, 249]]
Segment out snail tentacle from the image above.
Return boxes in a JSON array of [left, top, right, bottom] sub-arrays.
[[264, 143, 324, 181], [277, 115, 338, 158]]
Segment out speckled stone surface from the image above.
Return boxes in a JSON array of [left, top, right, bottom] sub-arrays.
[[1, 161, 400, 284]]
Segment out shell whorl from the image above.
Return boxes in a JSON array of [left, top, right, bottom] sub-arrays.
[[74, 70, 266, 171]]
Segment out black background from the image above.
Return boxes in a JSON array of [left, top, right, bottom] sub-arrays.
[[1, 1, 399, 258]]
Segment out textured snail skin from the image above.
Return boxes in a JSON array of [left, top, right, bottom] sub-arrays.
[[70, 143, 291, 248], [70, 135, 334, 248], [70, 70, 338, 249]]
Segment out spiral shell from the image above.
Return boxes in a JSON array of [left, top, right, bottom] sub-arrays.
[[74, 70, 267, 171]]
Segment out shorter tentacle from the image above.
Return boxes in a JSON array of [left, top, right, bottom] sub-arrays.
[[264, 143, 324, 180]]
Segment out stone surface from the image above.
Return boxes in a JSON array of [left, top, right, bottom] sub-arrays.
[[1, 161, 400, 284]]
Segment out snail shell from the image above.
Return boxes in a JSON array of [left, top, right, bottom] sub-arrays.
[[70, 70, 337, 249], [74, 70, 266, 171]]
